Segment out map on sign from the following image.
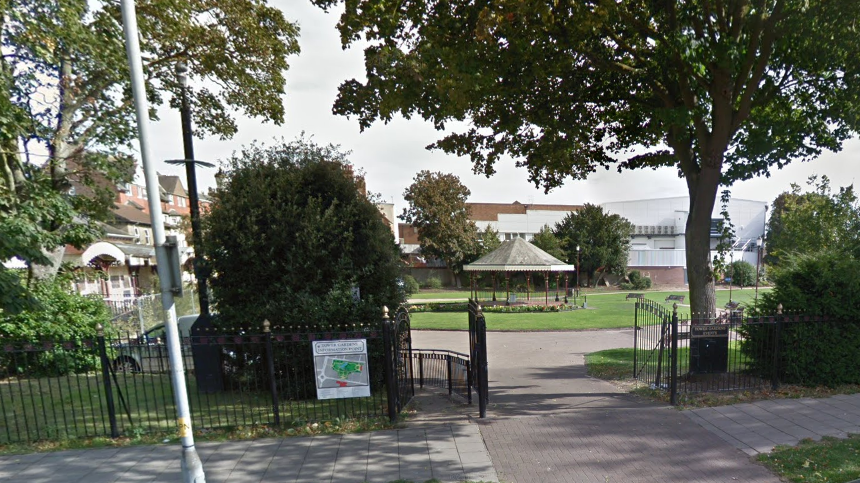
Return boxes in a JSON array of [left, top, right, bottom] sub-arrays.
[[312, 339, 370, 399]]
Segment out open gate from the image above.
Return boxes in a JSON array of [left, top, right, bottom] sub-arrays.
[[468, 299, 489, 418], [383, 305, 415, 422]]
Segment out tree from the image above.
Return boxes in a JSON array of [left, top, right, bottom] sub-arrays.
[[530, 225, 565, 261], [766, 176, 860, 266], [554, 204, 633, 287], [0, 0, 300, 286], [476, 225, 501, 257], [202, 138, 404, 329], [401, 171, 478, 283], [312, 0, 860, 315]]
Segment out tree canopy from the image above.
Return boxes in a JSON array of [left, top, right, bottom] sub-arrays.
[[313, 0, 860, 314], [530, 225, 565, 262], [203, 138, 404, 328], [0, 0, 300, 298], [766, 176, 860, 266], [554, 204, 633, 287], [400, 170, 478, 277]]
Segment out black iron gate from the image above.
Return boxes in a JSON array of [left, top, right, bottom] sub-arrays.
[[383, 305, 415, 422], [468, 299, 489, 418]]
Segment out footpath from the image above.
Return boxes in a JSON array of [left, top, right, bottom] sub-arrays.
[[2, 330, 859, 482]]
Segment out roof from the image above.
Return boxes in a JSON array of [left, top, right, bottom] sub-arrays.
[[112, 204, 151, 225], [464, 238, 576, 272], [467, 202, 581, 221], [157, 174, 188, 197]]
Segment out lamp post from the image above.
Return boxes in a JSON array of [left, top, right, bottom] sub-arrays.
[[754, 237, 763, 306], [166, 62, 215, 318], [576, 245, 580, 290]]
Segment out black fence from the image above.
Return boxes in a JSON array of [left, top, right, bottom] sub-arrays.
[[412, 349, 472, 403], [634, 299, 841, 404], [0, 312, 414, 445]]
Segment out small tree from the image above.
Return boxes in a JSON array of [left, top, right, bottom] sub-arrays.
[[477, 225, 502, 257], [530, 225, 566, 261], [727, 261, 756, 288], [766, 176, 860, 266], [554, 204, 633, 287], [401, 171, 479, 285]]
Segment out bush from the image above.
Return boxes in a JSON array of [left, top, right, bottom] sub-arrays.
[[402, 275, 420, 295], [740, 250, 860, 386], [620, 270, 651, 290], [0, 275, 110, 376], [727, 260, 756, 287], [423, 277, 443, 290]]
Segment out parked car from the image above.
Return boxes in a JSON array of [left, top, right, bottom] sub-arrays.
[[112, 315, 199, 373]]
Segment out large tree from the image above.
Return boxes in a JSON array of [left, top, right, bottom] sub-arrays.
[[530, 224, 566, 261], [554, 204, 633, 288], [0, 0, 300, 291], [401, 170, 478, 282], [766, 175, 860, 266], [312, 0, 860, 314], [203, 138, 404, 328]]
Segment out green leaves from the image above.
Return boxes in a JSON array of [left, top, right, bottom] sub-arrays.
[[400, 171, 478, 274], [203, 138, 403, 329], [554, 204, 633, 286]]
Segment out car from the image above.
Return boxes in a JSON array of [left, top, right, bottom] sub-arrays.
[[112, 315, 199, 373]]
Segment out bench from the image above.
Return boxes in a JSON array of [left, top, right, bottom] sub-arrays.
[[626, 293, 644, 301], [725, 301, 741, 311], [665, 295, 685, 304]]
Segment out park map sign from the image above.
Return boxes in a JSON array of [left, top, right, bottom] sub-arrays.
[[312, 340, 370, 400]]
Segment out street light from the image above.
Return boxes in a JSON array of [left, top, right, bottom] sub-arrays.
[[576, 244, 580, 290], [166, 61, 215, 318]]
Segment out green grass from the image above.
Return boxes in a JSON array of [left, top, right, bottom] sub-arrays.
[[758, 434, 860, 483], [584, 345, 746, 381], [408, 290, 471, 300], [410, 288, 771, 331]]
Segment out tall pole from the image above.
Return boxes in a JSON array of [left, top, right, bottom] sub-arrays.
[[576, 245, 580, 289], [119, 2, 205, 482], [169, 62, 212, 317], [755, 237, 762, 306]]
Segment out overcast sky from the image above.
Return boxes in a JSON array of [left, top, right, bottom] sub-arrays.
[[146, 1, 860, 215]]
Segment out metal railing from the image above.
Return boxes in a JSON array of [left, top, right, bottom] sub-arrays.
[[412, 349, 472, 403], [0, 322, 396, 444]]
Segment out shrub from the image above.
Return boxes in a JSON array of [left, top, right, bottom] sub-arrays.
[[0, 275, 110, 376], [740, 250, 860, 386], [423, 277, 443, 290], [727, 260, 756, 287], [620, 270, 651, 290], [402, 275, 420, 295]]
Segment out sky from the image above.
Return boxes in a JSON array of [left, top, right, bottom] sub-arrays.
[[146, 1, 860, 216]]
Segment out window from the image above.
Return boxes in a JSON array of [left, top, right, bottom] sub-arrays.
[[177, 196, 186, 208], [110, 275, 123, 290], [140, 187, 147, 200], [134, 228, 140, 243], [144, 230, 151, 245]]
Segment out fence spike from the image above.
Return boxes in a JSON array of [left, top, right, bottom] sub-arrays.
[[262, 319, 271, 333], [96, 323, 104, 336], [777, 303, 783, 315]]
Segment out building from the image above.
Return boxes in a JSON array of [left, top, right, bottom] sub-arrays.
[[601, 196, 767, 285], [65, 174, 199, 301]]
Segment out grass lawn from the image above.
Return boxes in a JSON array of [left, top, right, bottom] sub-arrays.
[[0, 371, 387, 446], [584, 345, 746, 381], [410, 288, 771, 331], [408, 290, 471, 300], [758, 434, 860, 483]]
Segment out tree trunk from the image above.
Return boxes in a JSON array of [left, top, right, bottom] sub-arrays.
[[685, 165, 721, 317]]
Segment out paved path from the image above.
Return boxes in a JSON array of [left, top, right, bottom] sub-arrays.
[[413, 330, 780, 483], [686, 393, 860, 455], [0, 423, 496, 483]]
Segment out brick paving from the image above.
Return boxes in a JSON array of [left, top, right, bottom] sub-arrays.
[[414, 330, 781, 483]]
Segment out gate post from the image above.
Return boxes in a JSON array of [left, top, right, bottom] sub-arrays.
[[670, 304, 679, 406], [466, 359, 473, 405], [772, 304, 783, 390], [382, 307, 397, 423], [96, 323, 119, 438], [263, 320, 280, 427], [447, 354, 453, 397], [633, 301, 639, 378]]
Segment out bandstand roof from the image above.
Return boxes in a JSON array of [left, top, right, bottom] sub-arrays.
[[463, 238, 576, 272]]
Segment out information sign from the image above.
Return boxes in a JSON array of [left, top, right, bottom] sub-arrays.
[[312, 339, 370, 399]]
